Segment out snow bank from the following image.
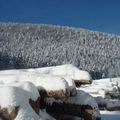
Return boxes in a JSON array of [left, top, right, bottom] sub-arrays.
[[79, 77, 120, 98], [79, 77, 120, 113], [0, 64, 92, 81], [68, 90, 98, 107], [0, 71, 76, 97], [35, 64, 92, 80], [0, 73, 68, 90], [0, 64, 91, 96], [0, 81, 40, 108], [0, 64, 91, 80], [35, 76, 69, 91]]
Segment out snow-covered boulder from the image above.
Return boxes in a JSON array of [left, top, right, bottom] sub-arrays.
[[0, 64, 92, 80], [45, 90, 101, 120], [0, 72, 76, 97], [36, 76, 71, 97], [0, 64, 92, 89], [0, 81, 41, 120], [35, 64, 92, 80], [35, 64, 92, 87]]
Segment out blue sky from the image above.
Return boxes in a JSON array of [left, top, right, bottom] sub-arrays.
[[0, 0, 120, 35]]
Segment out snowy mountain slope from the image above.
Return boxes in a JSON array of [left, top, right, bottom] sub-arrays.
[[0, 23, 120, 79]]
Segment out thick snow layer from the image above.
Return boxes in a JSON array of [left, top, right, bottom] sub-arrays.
[[0, 64, 90, 92], [0, 64, 91, 81], [35, 76, 69, 91], [0, 81, 41, 120], [35, 64, 92, 80], [0, 82, 40, 108], [0, 64, 90, 93], [79, 77, 120, 104], [65, 90, 99, 108], [0, 73, 69, 92], [0, 81, 40, 102], [79, 77, 120, 98], [0, 82, 56, 120]]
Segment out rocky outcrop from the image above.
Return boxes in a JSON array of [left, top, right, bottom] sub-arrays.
[[74, 79, 92, 87], [29, 97, 41, 114]]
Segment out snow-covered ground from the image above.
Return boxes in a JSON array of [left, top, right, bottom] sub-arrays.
[[0, 65, 93, 120], [79, 77, 120, 120], [0, 65, 120, 120]]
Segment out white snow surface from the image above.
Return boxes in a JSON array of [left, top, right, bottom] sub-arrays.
[[65, 90, 98, 108], [0, 64, 90, 92], [0, 73, 69, 92], [0, 66, 120, 120], [0, 81, 41, 120], [35, 76, 69, 91], [79, 77, 120, 98], [0, 64, 91, 81], [79, 77, 120, 120], [0, 81, 40, 108], [35, 64, 92, 80], [0, 81, 56, 120]]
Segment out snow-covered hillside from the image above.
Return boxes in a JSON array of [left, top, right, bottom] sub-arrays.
[[0, 23, 120, 79]]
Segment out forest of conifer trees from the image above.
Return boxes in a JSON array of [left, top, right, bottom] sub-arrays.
[[0, 23, 120, 79]]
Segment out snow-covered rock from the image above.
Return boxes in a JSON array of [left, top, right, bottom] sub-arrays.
[[45, 90, 101, 120], [0, 81, 41, 120], [0, 70, 76, 97], [35, 64, 92, 81], [79, 77, 120, 113], [0, 64, 92, 81]]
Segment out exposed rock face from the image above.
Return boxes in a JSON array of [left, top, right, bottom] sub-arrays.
[[74, 79, 92, 87], [47, 89, 70, 97], [0, 106, 19, 120], [82, 105, 95, 120], [29, 97, 41, 114]]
